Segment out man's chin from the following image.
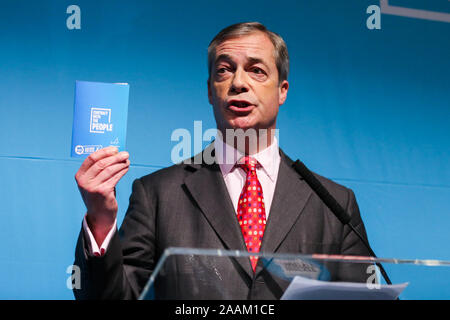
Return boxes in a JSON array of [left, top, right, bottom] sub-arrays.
[[228, 117, 257, 131]]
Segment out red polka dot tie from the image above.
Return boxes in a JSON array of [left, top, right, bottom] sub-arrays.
[[236, 156, 267, 271]]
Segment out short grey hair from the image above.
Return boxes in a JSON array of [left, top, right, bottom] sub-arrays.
[[207, 22, 289, 84]]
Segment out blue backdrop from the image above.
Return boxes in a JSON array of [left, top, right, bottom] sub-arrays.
[[0, 0, 449, 299]]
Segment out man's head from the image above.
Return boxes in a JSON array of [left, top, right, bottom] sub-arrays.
[[207, 22, 289, 136]]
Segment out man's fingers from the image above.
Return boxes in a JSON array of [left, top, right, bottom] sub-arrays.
[[100, 166, 130, 191], [78, 146, 119, 174], [84, 151, 129, 179], [93, 159, 130, 185]]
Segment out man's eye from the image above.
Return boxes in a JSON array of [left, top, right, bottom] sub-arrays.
[[217, 67, 227, 74], [252, 67, 264, 74]]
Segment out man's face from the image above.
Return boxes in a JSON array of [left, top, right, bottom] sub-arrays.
[[208, 31, 289, 133]]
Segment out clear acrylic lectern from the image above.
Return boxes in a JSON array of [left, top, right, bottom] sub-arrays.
[[139, 247, 450, 300]]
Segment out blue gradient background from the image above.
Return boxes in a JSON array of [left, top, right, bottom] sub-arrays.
[[0, 0, 449, 299]]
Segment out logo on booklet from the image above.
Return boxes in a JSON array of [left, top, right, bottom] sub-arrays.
[[74, 145, 84, 155], [74, 145, 102, 155], [90, 107, 113, 133]]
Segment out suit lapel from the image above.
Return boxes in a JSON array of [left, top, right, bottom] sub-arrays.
[[183, 146, 254, 277], [183, 146, 313, 279], [260, 151, 313, 254]]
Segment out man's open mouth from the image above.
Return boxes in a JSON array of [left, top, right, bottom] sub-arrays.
[[227, 100, 254, 113]]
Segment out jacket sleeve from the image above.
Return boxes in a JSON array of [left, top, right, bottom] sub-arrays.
[[73, 178, 156, 299], [337, 188, 373, 283]]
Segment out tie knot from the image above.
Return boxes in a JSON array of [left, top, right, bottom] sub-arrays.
[[238, 156, 259, 173]]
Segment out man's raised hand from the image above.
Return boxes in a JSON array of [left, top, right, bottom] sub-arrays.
[[75, 146, 130, 244]]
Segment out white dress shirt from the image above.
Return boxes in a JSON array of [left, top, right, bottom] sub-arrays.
[[214, 135, 280, 218], [83, 135, 281, 255]]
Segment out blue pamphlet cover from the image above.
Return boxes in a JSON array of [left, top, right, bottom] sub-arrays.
[[71, 80, 130, 158]]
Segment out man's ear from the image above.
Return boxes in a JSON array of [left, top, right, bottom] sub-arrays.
[[278, 80, 289, 106], [207, 79, 213, 105]]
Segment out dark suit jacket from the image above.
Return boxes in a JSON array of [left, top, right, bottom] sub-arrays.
[[73, 146, 371, 300]]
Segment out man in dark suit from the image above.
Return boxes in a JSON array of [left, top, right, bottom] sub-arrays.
[[73, 22, 371, 299]]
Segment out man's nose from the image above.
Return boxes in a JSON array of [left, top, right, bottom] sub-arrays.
[[230, 68, 249, 94]]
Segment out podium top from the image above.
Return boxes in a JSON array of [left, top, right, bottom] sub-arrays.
[[139, 247, 450, 300]]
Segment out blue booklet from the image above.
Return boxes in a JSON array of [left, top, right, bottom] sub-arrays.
[[71, 80, 130, 158]]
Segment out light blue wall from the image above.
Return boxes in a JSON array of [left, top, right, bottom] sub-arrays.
[[0, 0, 448, 299]]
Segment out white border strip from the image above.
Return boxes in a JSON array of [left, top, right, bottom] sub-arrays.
[[380, 0, 450, 23]]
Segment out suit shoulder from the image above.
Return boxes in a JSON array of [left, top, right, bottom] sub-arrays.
[[311, 171, 354, 202], [282, 151, 352, 198], [136, 161, 195, 189]]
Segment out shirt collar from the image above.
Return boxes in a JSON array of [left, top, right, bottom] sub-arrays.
[[214, 133, 280, 182]]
